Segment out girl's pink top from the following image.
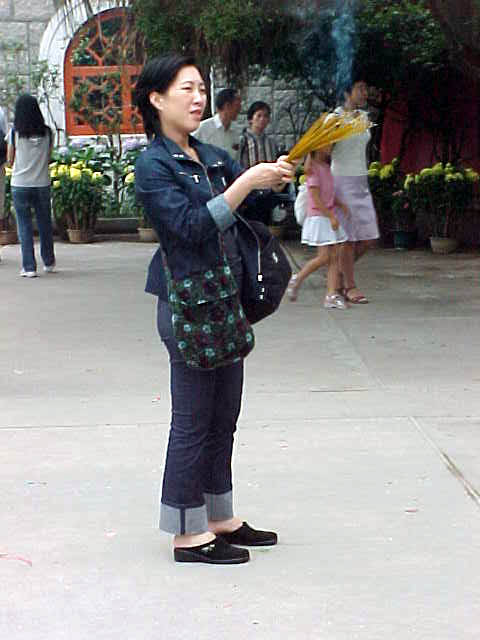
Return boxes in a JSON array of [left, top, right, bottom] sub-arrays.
[[306, 161, 335, 218]]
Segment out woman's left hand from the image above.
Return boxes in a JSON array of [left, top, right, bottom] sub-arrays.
[[272, 155, 297, 191]]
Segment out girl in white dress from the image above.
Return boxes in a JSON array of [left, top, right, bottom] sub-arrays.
[[288, 148, 349, 309]]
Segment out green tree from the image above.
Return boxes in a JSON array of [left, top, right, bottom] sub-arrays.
[[354, 0, 466, 164], [131, 0, 295, 97]]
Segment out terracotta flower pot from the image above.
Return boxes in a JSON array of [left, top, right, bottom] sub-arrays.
[[429, 236, 458, 254], [67, 229, 94, 243], [137, 227, 158, 242], [0, 229, 18, 245]]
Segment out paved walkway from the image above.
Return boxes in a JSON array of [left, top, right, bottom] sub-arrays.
[[1, 239, 479, 639]]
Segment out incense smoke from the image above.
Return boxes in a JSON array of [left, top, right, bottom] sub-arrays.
[[331, 0, 357, 101]]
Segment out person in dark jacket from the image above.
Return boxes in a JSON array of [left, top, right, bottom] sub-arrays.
[[134, 54, 296, 565]]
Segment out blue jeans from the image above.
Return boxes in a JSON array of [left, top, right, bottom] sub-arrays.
[[12, 186, 55, 272], [156, 299, 244, 535]]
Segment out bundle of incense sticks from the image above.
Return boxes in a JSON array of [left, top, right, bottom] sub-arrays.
[[286, 111, 372, 162]]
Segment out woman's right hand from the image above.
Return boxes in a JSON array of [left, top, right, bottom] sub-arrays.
[[243, 162, 286, 191]]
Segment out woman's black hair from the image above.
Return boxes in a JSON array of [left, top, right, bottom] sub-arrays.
[[341, 77, 366, 99], [14, 94, 50, 139], [134, 53, 197, 140], [247, 101, 271, 122]]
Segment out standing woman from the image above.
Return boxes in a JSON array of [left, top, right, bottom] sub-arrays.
[[134, 55, 295, 565], [331, 80, 379, 303], [8, 94, 55, 278], [238, 101, 280, 225]]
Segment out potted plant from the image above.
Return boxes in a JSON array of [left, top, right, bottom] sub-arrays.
[[391, 189, 417, 249], [368, 158, 403, 246], [51, 162, 105, 243], [137, 206, 157, 242], [405, 163, 479, 253], [0, 167, 17, 245], [122, 169, 157, 242]]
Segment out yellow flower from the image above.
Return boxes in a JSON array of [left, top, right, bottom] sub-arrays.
[[369, 161, 381, 170], [432, 162, 444, 175], [53, 180, 61, 189], [124, 172, 135, 184], [70, 167, 82, 180], [92, 172, 103, 182], [404, 175, 414, 189], [379, 164, 394, 179], [57, 164, 69, 176], [5, 166, 12, 177], [71, 161, 84, 169], [367, 168, 379, 178], [465, 169, 479, 182], [123, 164, 135, 174], [50, 167, 58, 178], [420, 167, 433, 177], [49, 162, 58, 169]]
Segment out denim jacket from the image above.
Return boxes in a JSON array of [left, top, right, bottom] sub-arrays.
[[135, 134, 270, 299]]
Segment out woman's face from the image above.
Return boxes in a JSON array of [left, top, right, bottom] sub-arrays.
[[348, 82, 368, 109], [250, 108, 270, 135], [151, 65, 207, 136]]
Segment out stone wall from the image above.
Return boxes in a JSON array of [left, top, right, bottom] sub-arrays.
[[0, 0, 57, 119], [0, 1, 314, 149], [217, 71, 322, 155]]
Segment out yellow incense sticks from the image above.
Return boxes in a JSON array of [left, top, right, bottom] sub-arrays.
[[287, 111, 371, 162]]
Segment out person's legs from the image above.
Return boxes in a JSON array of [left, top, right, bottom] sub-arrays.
[[324, 244, 348, 309], [12, 187, 36, 273], [0, 165, 5, 220], [33, 186, 55, 268], [288, 246, 329, 300], [157, 301, 239, 537], [339, 240, 355, 289], [354, 239, 374, 261], [204, 359, 244, 533], [326, 244, 341, 294]]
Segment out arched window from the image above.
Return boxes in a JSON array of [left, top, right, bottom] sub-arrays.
[[64, 8, 144, 136]]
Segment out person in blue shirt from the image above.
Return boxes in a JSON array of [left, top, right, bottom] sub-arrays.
[[135, 54, 296, 565]]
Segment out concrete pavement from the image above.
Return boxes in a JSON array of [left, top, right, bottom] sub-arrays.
[[1, 239, 479, 639]]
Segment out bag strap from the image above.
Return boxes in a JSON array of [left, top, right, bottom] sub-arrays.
[[157, 229, 228, 287]]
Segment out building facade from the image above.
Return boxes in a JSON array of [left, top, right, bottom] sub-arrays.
[[0, 0, 304, 150]]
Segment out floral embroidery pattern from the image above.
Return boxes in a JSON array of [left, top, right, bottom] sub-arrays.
[[165, 263, 255, 369]]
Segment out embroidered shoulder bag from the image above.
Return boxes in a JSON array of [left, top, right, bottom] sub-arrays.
[[161, 239, 255, 370]]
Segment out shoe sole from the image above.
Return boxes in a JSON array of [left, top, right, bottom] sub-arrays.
[[174, 549, 250, 564], [225, 537, 278, 547]]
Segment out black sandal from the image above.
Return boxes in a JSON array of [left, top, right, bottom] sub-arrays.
[[174, 536, 250, 564], [220, 522, 278, 547]]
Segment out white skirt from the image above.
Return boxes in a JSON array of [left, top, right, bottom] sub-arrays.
[[301, 215, 348, 246]]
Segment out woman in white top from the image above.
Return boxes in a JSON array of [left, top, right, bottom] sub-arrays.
[[7, 94, 55, 278], [331, 80, 379, 304]]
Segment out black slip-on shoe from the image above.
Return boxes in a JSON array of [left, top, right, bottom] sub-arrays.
[[174, 536, 250, 565], [220, 522, 278, 547]]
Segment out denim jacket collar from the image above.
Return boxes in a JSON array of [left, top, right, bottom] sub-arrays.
[[153, 134, 225, 169]]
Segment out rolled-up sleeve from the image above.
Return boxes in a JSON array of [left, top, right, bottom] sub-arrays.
[[206, 194, 235, 232]]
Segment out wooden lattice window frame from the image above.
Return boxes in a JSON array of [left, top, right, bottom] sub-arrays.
[[64, 8, 144, 136]]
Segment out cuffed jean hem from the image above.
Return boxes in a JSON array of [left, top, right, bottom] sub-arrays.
[[160, 503, 208, 535], [204, 491, 234, 521], [160, 491, 233, 534]]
